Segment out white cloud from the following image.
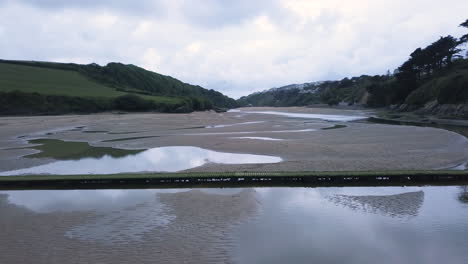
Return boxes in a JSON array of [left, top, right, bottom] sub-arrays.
[[0, 0, 467, 98]]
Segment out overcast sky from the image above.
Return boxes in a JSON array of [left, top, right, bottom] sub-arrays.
[[0, 0, 467, 98]]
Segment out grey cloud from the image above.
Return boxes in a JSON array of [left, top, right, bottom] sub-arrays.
[[2, 0, 283, 28], [1, 0, 467, 99], [180, 0, 283, 27], [0, 0, 163, 15]]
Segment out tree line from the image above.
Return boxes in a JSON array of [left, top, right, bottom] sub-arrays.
[[367, 19, 468, 107]]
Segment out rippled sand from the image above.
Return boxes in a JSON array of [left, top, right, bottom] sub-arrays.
[[0, 190, 258, 264]]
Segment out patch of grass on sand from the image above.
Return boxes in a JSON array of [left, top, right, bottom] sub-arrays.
[[24, 139, 144, 160], [102, 136, 160, 142], [322, 124, 347, 130]]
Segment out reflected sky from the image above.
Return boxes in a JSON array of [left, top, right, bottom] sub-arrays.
[[329, 191, 425, 218], [228, 110, 367, 122], [0, 147, 282, 175], [233, 186, 468, 264], [1, 186, 468, 263]]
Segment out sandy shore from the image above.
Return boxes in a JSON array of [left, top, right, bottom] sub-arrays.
[[0, 107, 467, 172]]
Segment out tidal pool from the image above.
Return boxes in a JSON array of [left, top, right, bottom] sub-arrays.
[[229, 109, 367, 122], [0, 146, 282, 175], [1, 186, 467, 263]]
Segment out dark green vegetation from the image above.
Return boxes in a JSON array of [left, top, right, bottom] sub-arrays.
[[238, 19, 468, 118], [321, 124, 347, 130], [22, 139, 143, 160], [0, 170, 467, 190], [0, 60, 236, 115], [108, 131, 141, 135], [82, 130, 108, 133], [367, 116, 468, 138], [237, 76, 372, 107], [102, 136, 160, 142]]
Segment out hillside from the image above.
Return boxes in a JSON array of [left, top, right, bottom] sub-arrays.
[[238, 59, 468, 118], [237, 76, 378, 107], [0, 60, 236, 115], [238, 20, 468, 119]]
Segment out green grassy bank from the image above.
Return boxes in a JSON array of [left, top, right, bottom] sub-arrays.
[[0, 60, 236, 114]]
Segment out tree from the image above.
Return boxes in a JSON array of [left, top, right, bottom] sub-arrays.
[[460, 19, 468, 46], [461, 19, 468, 28], [458, 186, 468, 204]]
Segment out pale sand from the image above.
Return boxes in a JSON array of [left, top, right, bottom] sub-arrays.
[[0, 107, 467, 172]]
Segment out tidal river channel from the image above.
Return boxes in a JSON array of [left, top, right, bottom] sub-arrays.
[[1, 186, 468, 264]]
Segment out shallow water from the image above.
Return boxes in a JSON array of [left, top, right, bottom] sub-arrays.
[[182, 128, 317, 136], [229, 109, 367, 122], [1, 186, 467, 263], [205, 121, 266, 128], [230, 137, 284, 141], [0, 146, 282, 175]]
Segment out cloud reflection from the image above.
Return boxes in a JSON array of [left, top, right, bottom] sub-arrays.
[[0, 146, 282, 175]]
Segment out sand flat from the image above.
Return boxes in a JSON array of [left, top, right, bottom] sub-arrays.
[[0, 107, 467, 172]]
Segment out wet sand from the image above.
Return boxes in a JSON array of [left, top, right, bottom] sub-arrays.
[[0, 107, 467, 172], [0, 189, 258, 264]]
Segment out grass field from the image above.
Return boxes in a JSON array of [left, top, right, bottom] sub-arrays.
[[0, 62, 183, 105]]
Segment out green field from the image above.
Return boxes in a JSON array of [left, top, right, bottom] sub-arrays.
[[0, 62, 183, 105]]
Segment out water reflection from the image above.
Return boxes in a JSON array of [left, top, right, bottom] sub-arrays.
[[65, 197, 176, 243], [0, 147, 282, 175], [458, 186, 468, 204], [229, 110, 367, 122], [1, 187, 468, 263], [329, 191, 425, 218], [233, 187, 468, 264]]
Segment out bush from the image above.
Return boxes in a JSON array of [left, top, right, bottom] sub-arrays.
[[113, 94, 155, 111]]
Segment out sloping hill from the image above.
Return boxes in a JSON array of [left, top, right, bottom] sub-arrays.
[[237, 76, 379, 107], [405, 60, 468, 106]]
